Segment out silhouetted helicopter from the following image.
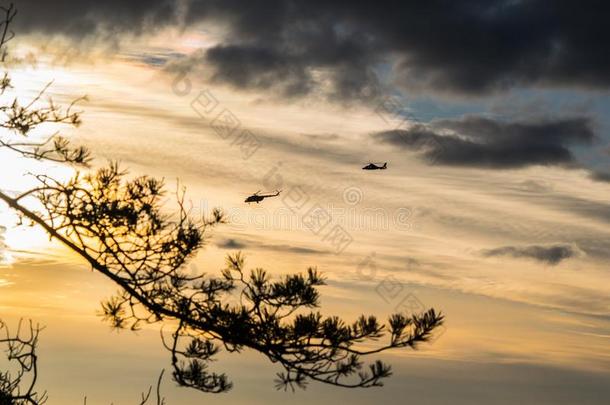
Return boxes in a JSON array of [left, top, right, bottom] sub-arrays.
[[362, 162, 387, 170], [244, 190, 282, 204]]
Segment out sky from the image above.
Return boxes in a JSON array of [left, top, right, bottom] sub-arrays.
[[1, 1, 610, 403]]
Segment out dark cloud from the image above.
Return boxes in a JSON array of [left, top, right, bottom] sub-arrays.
[[215, 238, 246, 250], [14, 1, 610, 99], [374, 116, 595, 168], [215, 238, 329, 255], [205, 45, 314, 97], [122, 50, 186, 68], [15, 0, 180, 36], [481, 244, 580, 265], [590, 171, 610, 183]]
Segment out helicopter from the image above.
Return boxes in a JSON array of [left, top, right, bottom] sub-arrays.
[[362, 162, 387, 170], [244, 190, 282, 204]]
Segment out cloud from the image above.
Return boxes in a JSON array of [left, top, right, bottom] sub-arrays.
[[374, 115, 595, 168], [122, 50, 186, 68], [15, 0, 181, 36], [481, 244, 581, 265], [14, 1, 610, 99], [215, 238, 247, 250], [215, 237, 329, 255], [590, 171, 610, 183], [573, 237, 610, 261], [204, 45, 315, 98]]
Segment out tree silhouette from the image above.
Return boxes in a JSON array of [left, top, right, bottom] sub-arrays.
[[0, 2, 443, 398], [0, 320, 46, 404]]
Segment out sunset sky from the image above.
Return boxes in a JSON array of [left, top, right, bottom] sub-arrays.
[[2, 1, 610, 404]]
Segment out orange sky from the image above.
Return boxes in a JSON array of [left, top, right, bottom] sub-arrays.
[[1, 33, 610, 404]]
